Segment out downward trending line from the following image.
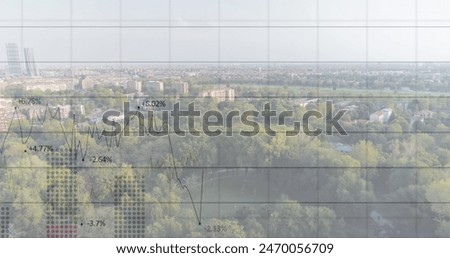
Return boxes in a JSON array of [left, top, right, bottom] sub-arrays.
[[167, 131, 204, 225]]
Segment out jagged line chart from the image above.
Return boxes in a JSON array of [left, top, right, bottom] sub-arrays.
[[0, 103, 208, 236]]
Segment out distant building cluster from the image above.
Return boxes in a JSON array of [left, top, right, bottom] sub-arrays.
[[55, 105, 71, 119], [410, 110, 434, 127], [168, 82, 189, 94], [0, 99, 13, 131], [80, 77, 95, 90], [143, 81, 164, 92], [199, 88, 235, 102], [370, 108, 393, 123], [125, 80, 187, 94], [127, 80, 143, 92], [25, 83, 68, 92]]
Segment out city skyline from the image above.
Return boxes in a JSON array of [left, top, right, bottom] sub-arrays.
[[4, 43, 39, 77]]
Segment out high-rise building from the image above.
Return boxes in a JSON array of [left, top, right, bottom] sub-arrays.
[[5, 43, 22, 76], [24, 48, 38, 77]]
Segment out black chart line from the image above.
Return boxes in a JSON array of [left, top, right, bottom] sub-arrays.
[[0, 105, 166, 161], [0, 105, 207, 225], [199, 169, 205, 223], [167, 130, 204, 225]]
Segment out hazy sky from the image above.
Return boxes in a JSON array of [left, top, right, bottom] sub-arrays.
[[1, 0, 450, 64]]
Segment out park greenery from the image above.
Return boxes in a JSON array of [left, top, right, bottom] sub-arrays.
[[1, 80, 450, 237]]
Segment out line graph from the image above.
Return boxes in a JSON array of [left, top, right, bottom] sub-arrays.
[[2, 0, 450, 239], [0, 102, 209, 230], [168, 131, 205, 225]]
